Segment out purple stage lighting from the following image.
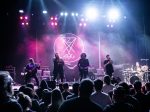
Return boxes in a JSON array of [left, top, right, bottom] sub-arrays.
[[79, 23, 82, 26], [20, 16, 23, 20], [51, 17, 54, 20], [25, 16, 28, 20], [83, 23, 87, 27], [51, 22, 54, 26], [26, 22, 29, 25], [55, 17, 57, 20], [55, 22, 58, 26], [21, 22, 25, 25]]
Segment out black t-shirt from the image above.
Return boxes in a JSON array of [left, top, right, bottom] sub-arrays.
[[0, 97, 23, 112], [78, 59, 89, 70], [133, 92, 149, 112], [104, 59, 114, 73], [104, 102, 134, 112], [53, 58, 64, 74], [58, 97, 103, 112]]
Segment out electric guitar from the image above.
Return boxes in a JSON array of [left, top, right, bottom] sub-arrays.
[[25, 64, 40, 76]]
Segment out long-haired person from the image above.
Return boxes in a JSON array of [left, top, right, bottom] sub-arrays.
[[47, 89, 64, 112]]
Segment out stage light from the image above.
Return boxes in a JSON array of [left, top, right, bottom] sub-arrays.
[[25, 16, 28, 20], [26, 22, 29, 25], [51, 22, 54, 26], [21, 22, 25, 25], [79, 23, 82, 26], [49, 16, 58, 27], [20, 15, 29, 27], [55, 17, 57, 20], [43, 10, 47, 14], [20, 16, 23, 20], [55, 22, 58, 26], [64, 12, 68, 16], [19, 10, 24, 13], [106, 25, 109, 27], [124, 16, 127, 19], [107, 8, 120, 21], [84, 7, 99, 21], [60, 12, 64, 16], [50, 17, 54, 20], [71, 13, 75, 16], [75, 13, 78, 16], [83, 23, 87, 27], [110, 24, 114, 28], [81, 18, 84, 21]]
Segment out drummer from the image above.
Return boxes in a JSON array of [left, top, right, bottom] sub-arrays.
[[134, 62, 141, 73]]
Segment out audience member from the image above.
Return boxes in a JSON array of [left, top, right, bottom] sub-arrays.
[[66, 82, 79, 100], [36, 80, 50, 100], [133, 81, 148, 112], [39, 89, 51, 112], [19, 85, 26, 93], [47, 80, 56, 90], [18, 92, 34, 112], [47, 89, 64, 112], [104, 86, 134, 112], [24, 87, 40, 112], [58, 83, 64, 92], [26, 83, 39, 100], [58, 79, 103, 112], [0, 71, 23, 112], [145, 82, 150, 110], [119, 82, 141, 112], [62, 82, 72, 100], [103, 75, 114, 93], [90, 79, 111, 109]]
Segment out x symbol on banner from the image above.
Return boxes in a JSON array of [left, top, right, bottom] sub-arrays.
[[62, 37, 76, 54]]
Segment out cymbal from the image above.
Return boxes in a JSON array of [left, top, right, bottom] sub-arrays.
[[124, 68, 131, 71], [122, 70, 132, 73]]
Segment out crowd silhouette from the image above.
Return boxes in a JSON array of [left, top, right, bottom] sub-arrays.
[[0, 71, 150, 112]]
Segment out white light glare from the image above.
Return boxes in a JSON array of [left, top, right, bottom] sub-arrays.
[[107, 8, 120, 21], [76, 13, 78, 16], [85, 7, 99, 21], [64, 12, 68, 16], [43, 10, 47, 14], [60, 12, 64, 16], [19, 10, 24, 13], [72, 13, 75, 16]]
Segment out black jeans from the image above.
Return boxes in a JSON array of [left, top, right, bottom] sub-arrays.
[[79, 69, 88, 81], [53, 72, 64, 82]]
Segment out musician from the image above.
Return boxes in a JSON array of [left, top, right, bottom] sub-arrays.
[[78, 53, 90, 81], [53, 53, 64, 82], [104, 54, 114, 77], [135, 62, 141, 73], [25, 58, 40, 86]]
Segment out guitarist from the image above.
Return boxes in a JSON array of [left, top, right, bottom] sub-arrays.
[[25, 58, 40, 86], [78, 53, 90, 81]]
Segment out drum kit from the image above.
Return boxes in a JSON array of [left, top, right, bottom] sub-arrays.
[[123, 62, 150, 84]]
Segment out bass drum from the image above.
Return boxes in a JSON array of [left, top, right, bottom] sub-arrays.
[[130, 76, 140, 84]]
